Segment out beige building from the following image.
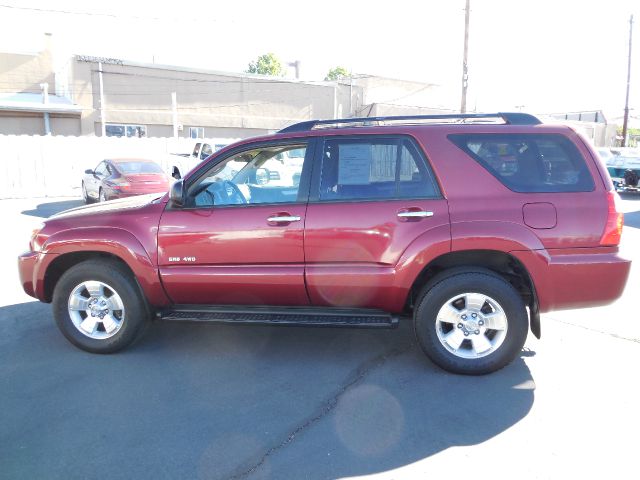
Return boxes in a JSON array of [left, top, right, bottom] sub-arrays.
[[1, 34, 454, 138]]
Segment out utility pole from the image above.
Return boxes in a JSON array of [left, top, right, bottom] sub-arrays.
[[40, 82, 51, 135], [460, 0, 470, 113], [622, 14, 634, 147], [98, 62, 106, 137], [171, 92, 178, 138]]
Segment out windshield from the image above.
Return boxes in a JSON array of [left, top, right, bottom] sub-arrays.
[[115, 161, 164, 174]]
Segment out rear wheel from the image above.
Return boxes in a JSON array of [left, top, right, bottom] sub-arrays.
[[52, 260, 150, 353], [414, 271, 528, 375]]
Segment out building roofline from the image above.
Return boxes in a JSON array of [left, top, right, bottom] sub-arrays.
[[73, 54, 337, 87]]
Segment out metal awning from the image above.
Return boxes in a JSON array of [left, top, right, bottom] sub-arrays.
[[0, 92, 83, 114]]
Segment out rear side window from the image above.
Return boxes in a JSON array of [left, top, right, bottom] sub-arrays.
[[449, 134, 594, 192], [319, 137, 439, 201]]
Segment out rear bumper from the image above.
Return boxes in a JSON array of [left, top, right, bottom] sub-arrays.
[[513, 248, 631, 313]]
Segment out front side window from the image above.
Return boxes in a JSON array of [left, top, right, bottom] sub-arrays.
[[449, 134, 595, 192], [319, 137, 439, 201], [94, 161, 109, 177], [187, 143, 306, 208]]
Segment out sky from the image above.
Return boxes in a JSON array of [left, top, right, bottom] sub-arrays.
[[0, 0, 638, 119]]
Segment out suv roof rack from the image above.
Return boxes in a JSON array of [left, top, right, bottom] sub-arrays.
[[278, 112, 541, 133]]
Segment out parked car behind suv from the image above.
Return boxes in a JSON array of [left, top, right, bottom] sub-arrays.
[[82, 158, 170, 203], [19, 113, 630, 374]]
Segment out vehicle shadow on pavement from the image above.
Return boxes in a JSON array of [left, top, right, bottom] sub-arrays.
[[619, 192, 640, 201], [21, 199, 85, 218], [624, 210, 640, 229], [0, 301, 535, 480]]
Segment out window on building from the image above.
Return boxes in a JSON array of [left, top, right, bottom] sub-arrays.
[[105, 124, 125, 137], [189, 127, 205, 139], [319, 137, 439, 201], [105, 124, 147, 138]]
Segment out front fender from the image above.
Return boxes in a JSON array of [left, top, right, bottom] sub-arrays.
[[39, 227, 170, 306]]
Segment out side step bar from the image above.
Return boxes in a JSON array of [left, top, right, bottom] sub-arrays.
[[159, 305, 399, 329]]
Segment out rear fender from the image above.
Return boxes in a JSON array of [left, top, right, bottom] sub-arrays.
[[451, 221, 545, 252]]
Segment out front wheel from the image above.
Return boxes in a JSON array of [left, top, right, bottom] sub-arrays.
[[52, 260, 150, 353], [99, 188, 107, 202], [81, 182, 92, 204], [414, 271, 528, 375]]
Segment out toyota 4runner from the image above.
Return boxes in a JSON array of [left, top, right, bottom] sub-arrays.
[[18, 113, 631, 374]]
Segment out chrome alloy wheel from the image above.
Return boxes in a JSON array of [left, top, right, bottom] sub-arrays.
[[67, 281, 125, 339], [435, 292, 508, 359]]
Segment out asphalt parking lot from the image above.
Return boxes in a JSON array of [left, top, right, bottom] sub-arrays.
[[1, 195, 639, 480]]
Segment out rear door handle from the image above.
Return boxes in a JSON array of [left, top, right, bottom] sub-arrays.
[[267, 215, 301, 223], [397, 211, 433, 218]]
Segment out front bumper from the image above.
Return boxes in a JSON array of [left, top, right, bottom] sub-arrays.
[[18, 251, 39, 299]]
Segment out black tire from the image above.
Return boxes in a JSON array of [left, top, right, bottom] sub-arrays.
[[98, 188, 106, 202], [52, 260, 150, 353], [414, 270, 528, 375]]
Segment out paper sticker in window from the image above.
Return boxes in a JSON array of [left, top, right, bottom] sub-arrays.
[[338, 144, 371, 185]]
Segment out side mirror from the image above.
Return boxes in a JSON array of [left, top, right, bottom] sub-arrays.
[[171, 166, 181, 179], [84, 169, 94, 174], [170, 179, 184, 207]]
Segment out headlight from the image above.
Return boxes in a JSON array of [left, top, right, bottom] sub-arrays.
[[30, 222, 46, 252]]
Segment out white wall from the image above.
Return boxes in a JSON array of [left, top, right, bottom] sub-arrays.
[[0, 135, 239, 199]]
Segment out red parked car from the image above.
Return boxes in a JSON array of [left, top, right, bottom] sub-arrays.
[[19, 113, 631, 374], [81, 158, 170, 203]]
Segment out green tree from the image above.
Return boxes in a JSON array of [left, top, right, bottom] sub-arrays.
[[325, 66, 349, 81], [246, 53, 284, 76]]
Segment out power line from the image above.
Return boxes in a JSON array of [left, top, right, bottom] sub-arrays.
[[0, 3, 165, 21]]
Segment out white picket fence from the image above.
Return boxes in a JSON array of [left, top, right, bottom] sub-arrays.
[[0, 135, 239, 199]]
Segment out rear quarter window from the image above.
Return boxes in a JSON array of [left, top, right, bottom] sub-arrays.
[[448, 134, 595, 193]]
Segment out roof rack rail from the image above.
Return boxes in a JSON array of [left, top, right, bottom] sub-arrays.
[[278, 112, 541, 133]]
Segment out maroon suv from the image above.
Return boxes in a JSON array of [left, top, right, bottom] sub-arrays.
[[18, 113, 631, 374]]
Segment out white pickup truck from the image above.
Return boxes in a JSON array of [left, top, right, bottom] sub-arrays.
[[170, 142, 218, 179]]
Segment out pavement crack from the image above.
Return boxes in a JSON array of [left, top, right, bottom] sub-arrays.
[[226, 346, 409, 480], [549, 317, 640, 344]]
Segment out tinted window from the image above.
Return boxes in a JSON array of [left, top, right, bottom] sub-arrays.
[[449, 134, 594, 192], [319, 137, 438, 201]]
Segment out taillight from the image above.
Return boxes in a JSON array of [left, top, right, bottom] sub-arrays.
[[600, 191, 624, 246], [109, 178, 131, 190]]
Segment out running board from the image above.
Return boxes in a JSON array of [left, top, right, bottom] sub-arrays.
[[159, 305, 399, 329]]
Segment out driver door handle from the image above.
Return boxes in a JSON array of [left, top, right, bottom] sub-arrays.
[[267, 215, 301, 224], [397, 210, 433, 218]]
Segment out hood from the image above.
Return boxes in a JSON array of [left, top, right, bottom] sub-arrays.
[[50, 193, 165, 220]]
